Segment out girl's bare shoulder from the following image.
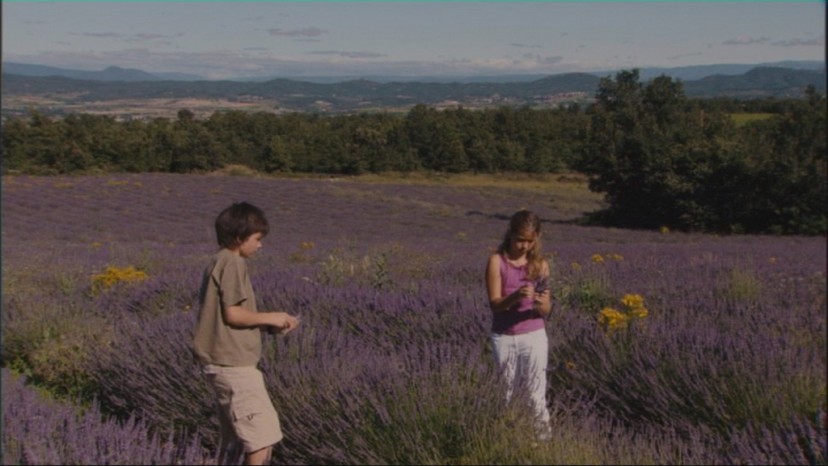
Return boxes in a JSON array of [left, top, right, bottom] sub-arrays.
[[541, 258, 551, 275], [486, 252, 502, 270]]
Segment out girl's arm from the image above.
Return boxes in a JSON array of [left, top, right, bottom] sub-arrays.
[[486, 254, 531, 313]]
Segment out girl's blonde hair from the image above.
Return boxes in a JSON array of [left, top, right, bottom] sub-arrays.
[[497, 209, 544, 280]]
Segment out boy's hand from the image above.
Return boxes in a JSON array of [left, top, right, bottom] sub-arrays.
[[267, 312, 300, 335]]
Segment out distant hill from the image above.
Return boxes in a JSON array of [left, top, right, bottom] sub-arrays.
[[3, 60, 824, 83], [1, 62, 202, 81], [1, 64, 824, 115], [611, 60, 825, 81], [0, 71, 602, 110], [682, 66, 827, 98]]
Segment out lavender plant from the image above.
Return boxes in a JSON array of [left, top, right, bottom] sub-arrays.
[[1, 368, 211, 465], [85, 309, 218, 441], [2, 173, 825, 464]]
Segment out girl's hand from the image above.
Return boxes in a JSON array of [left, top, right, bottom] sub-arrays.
[[533, 290, 552, 316], [516, 284, 535, 300]]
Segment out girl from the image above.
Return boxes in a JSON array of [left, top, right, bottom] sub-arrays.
[[485, 209, 552, 439]]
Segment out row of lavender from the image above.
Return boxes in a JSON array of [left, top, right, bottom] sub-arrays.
[[1, 368, 212, 464], [2, 174, 826, 464]]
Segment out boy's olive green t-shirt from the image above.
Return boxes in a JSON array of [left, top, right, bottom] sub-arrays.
[[193, 248, 262, 366]]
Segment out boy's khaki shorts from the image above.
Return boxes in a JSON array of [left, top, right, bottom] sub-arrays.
[[203, 365, 284, 453]]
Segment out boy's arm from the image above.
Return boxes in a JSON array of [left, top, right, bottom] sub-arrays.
[[223, 305, 300, 334]]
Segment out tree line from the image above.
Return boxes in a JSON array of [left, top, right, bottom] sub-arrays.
[[1, 70, 825, 235]]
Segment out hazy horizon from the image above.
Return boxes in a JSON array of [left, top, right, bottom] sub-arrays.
[[3, 2, 825, 81]]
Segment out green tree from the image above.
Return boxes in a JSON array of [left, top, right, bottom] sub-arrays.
[[260, 135, 294, 173], [731, 87, 827, 234], [1, 116, 35, 173], [166, 110, 222, 173], [579, 70, 736, 230], [349, 115, 393, 172], [405, 104, 469, 172]]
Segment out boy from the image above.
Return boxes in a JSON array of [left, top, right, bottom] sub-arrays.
[[193, 202, 300, 465]]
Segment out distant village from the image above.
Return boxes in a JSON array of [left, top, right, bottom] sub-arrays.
[[2, 91, 594, 121], [434, 91, 591, 110]]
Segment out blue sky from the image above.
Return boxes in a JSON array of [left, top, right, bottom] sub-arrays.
[[2, 1, 825, 79]]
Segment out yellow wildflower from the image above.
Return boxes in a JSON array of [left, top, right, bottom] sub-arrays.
[[621, 293, 649, 318], [570, 262, 582, 270], [91, 266, 148, 294], [621, 293, 645, 310], [591, 254, 605, 264], [598, 307, 629, 329], [630, 307, 649, 318]]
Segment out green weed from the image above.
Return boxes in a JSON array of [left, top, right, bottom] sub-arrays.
[[716, 267, 762, 303]]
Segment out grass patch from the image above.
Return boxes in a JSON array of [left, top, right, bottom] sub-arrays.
[[208, 163, 264, 177], [730, 112, 775, 127], [344, 171, 605, 215], [716, 267, 762, 304], [346, 171, 590, 192]]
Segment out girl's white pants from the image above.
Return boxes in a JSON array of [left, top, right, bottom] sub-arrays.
[[491, 328, 551, 428]]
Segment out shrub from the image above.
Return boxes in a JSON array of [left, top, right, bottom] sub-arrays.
[[87, 310, 217, 440], [550, 289, 825, 440], [1, 294, 110, 400]]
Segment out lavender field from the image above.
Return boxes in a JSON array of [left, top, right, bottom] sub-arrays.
[[2, 172, 826, 465]]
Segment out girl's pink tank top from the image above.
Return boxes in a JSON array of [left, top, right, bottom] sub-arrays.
[[491, 254, 546, 335]]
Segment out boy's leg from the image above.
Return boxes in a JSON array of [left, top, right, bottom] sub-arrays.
[[244, 445, 273, 465], [217, 435, 243, 465], [205, 366, 243, 465], [215, 397, 243, 464], [226, 367, 283, 460], [207, 366, 282, 464]]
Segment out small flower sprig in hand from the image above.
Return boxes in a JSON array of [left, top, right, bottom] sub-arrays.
[[533, 277, 552, 317], [534, 277, 549, 295]]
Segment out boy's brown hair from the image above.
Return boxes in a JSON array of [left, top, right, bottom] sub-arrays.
[[215, 202, 270, 248]]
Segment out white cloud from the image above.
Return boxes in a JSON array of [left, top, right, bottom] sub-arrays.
[[666, 52, 703, 61], [722, 36, 771, 46], [308, 51, 386, 59], [772, 36, 825, 47], [266, 27, 326, 38]]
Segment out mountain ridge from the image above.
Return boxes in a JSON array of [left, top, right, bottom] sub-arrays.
[[2, 64, 825, 117], [2, 60, 824, 83]]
